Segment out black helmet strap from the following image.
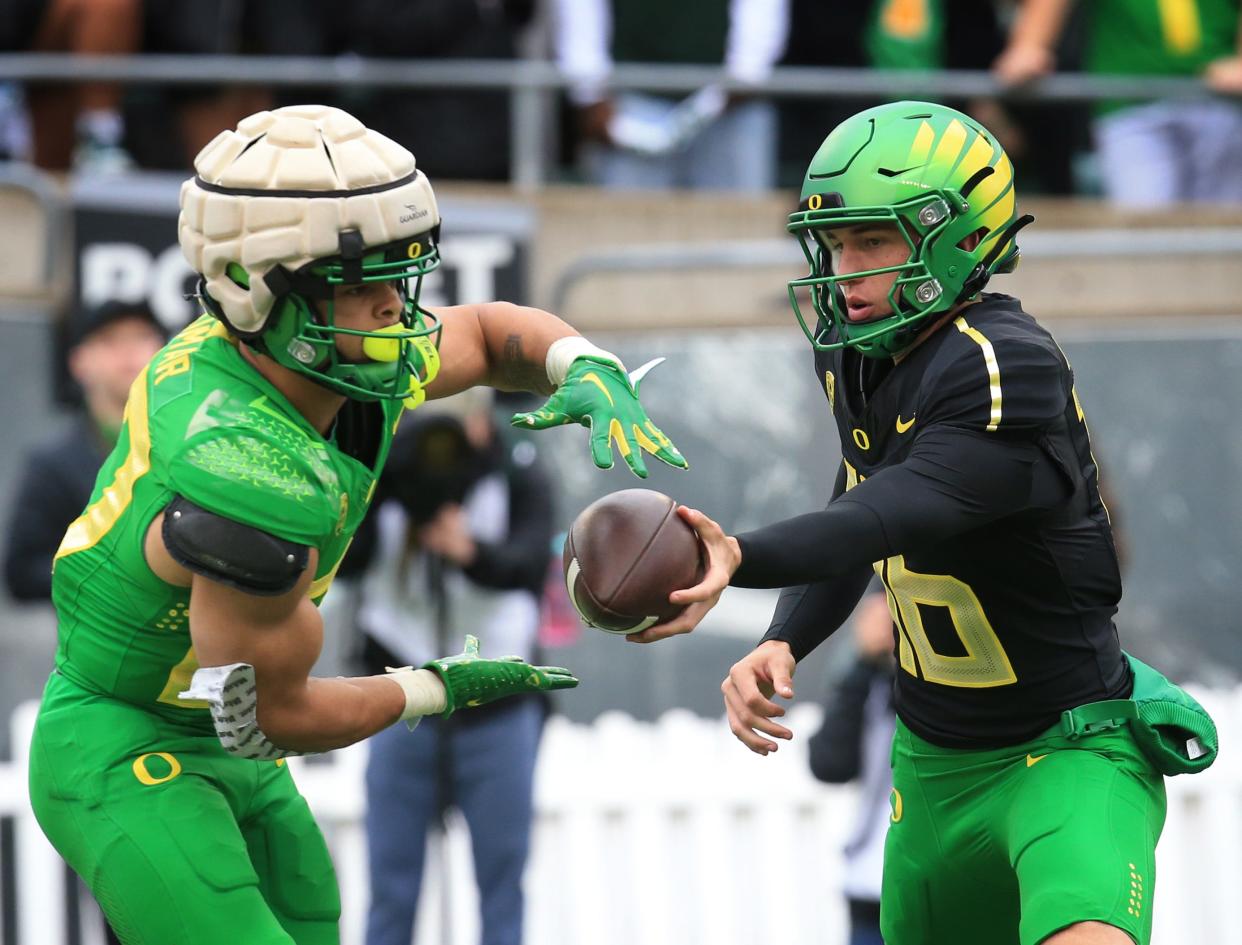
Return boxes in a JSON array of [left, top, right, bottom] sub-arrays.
[[338, 229, 365, 284], [956, 213, 1035, 302]]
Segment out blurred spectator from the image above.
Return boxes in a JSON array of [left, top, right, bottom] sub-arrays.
[[4, 299, 165, 600], [780, 0, 1084, 194], [347, 390, 555, 945], [0, 82, 32, 161], [553, 0, 790, 191], [863, 0, 1019, 150], [776, 3, 871, 187], [807, 587, 895, 945], [995, 0, 1242, 206], [0, 0, 140, 173], [129, 0, 337, 170], [346, 0, 536, 182]]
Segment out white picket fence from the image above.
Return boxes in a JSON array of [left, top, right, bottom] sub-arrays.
[[2, 689, 1240, 945]]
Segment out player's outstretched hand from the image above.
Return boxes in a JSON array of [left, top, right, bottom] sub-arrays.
[[722, 640, 797, 755], [510, 355, 687, 479], [423, 634, 579, 716], [626, 506, 740, 644]]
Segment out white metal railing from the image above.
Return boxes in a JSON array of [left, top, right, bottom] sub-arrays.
[[0, 54, 1219, 187], [3, 691, 1239, 945], [0, 55, 1215, 100]]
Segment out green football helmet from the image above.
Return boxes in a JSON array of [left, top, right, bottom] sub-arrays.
[[212, 234, 443, 406], [179, 104, 445, 404], [787, 100, 1034, 359]]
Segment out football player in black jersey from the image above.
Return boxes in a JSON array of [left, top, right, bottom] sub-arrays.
[[628, 101, 1216, 945]]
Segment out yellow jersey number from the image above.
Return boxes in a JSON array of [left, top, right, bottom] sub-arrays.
[[876, 555, 1017, 688], [844, 460, 1016, 688]]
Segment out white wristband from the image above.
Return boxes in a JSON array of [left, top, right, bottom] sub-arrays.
[[385, 667, 448, 726], [545, 336, 624, 387]]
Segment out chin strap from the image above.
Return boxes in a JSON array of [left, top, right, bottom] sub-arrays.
[[956, 213, 1035, 303]]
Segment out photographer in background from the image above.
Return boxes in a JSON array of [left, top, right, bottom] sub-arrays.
[[347, 388, 555, 945], [4, 299, 166, 601]]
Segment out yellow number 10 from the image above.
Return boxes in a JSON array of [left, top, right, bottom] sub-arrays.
[[877, 556, 1017, 688]]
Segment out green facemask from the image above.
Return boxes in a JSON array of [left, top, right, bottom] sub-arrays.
[[222, 231, 444, 402], [787, 101, 1032, 359]]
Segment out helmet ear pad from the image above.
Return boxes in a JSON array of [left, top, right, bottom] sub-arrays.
[[252, 294, 333, 371], [200, 263, 279, 338]]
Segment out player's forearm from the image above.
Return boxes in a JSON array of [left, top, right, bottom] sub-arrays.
[[257, 673, 415, 753], [473, 301, 580, 395], [733, 427, 1047, 588], [758, 569, 873, 660], [732, 501, 889, 588], [188, 569, 438, 753], [1008, 0, 1073, 52]]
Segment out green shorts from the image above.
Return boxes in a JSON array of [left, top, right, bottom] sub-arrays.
[[882, 715, 1167, 945], [28, 672, 339, 945]]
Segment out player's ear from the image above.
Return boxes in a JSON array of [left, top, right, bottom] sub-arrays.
[[957, 227, 988, 252]]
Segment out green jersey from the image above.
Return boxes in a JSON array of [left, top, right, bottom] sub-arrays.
[[1088, 0, 1238, 112], [865, 0, 947, 72], [51, 314, 401, 732]]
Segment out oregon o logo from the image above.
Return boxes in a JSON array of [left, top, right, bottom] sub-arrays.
[[890, 787, 904, 823], [808, 193, 823, 211], [407, 241, 423, 259], [132, 752, 182, 786], [852, 428, 871, 450]]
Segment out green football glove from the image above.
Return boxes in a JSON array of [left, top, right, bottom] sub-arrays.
[[422, 634, 579, 717], [510, 355, 688, 479]]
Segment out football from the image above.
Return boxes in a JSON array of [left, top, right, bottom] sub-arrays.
[[562, 489, 706, 634]]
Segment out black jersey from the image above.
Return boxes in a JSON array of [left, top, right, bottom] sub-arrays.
[[733, 294, 1131, 748]]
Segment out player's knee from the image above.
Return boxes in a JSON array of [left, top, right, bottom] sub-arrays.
[[1041, 920, 1135, 944]]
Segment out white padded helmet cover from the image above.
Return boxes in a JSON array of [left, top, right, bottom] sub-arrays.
[[178, 104, 440, 333]]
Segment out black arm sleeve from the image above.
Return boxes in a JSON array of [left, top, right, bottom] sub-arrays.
[[756, 463, 872, 660], [732, 425, 1067, 589], [462, 459, 554, 594], [759, 571, 873, 661]]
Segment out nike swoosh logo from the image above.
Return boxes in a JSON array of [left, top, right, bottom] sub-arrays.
[[877, 164, 926, 178], [580, 372, 615, 406], [467, 699, 484, 707], [1026, 753, 1049, 767], [896, 414, 916, 434]]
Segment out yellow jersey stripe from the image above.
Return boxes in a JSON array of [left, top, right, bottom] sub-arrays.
[[954, 316, 1002, 432], [310, 539, 353, 602], [1157, 0, 1200, 53], [156, 646, 208, 709], [56, 366, 154, 559]]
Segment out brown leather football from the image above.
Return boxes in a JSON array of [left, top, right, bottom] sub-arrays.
[[563, 489, 706, 634]]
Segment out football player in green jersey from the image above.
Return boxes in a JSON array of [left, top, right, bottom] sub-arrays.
[[628, 101, 1217, 945], [28, 104, 686, 945], [994, 0, 1242, 206]]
